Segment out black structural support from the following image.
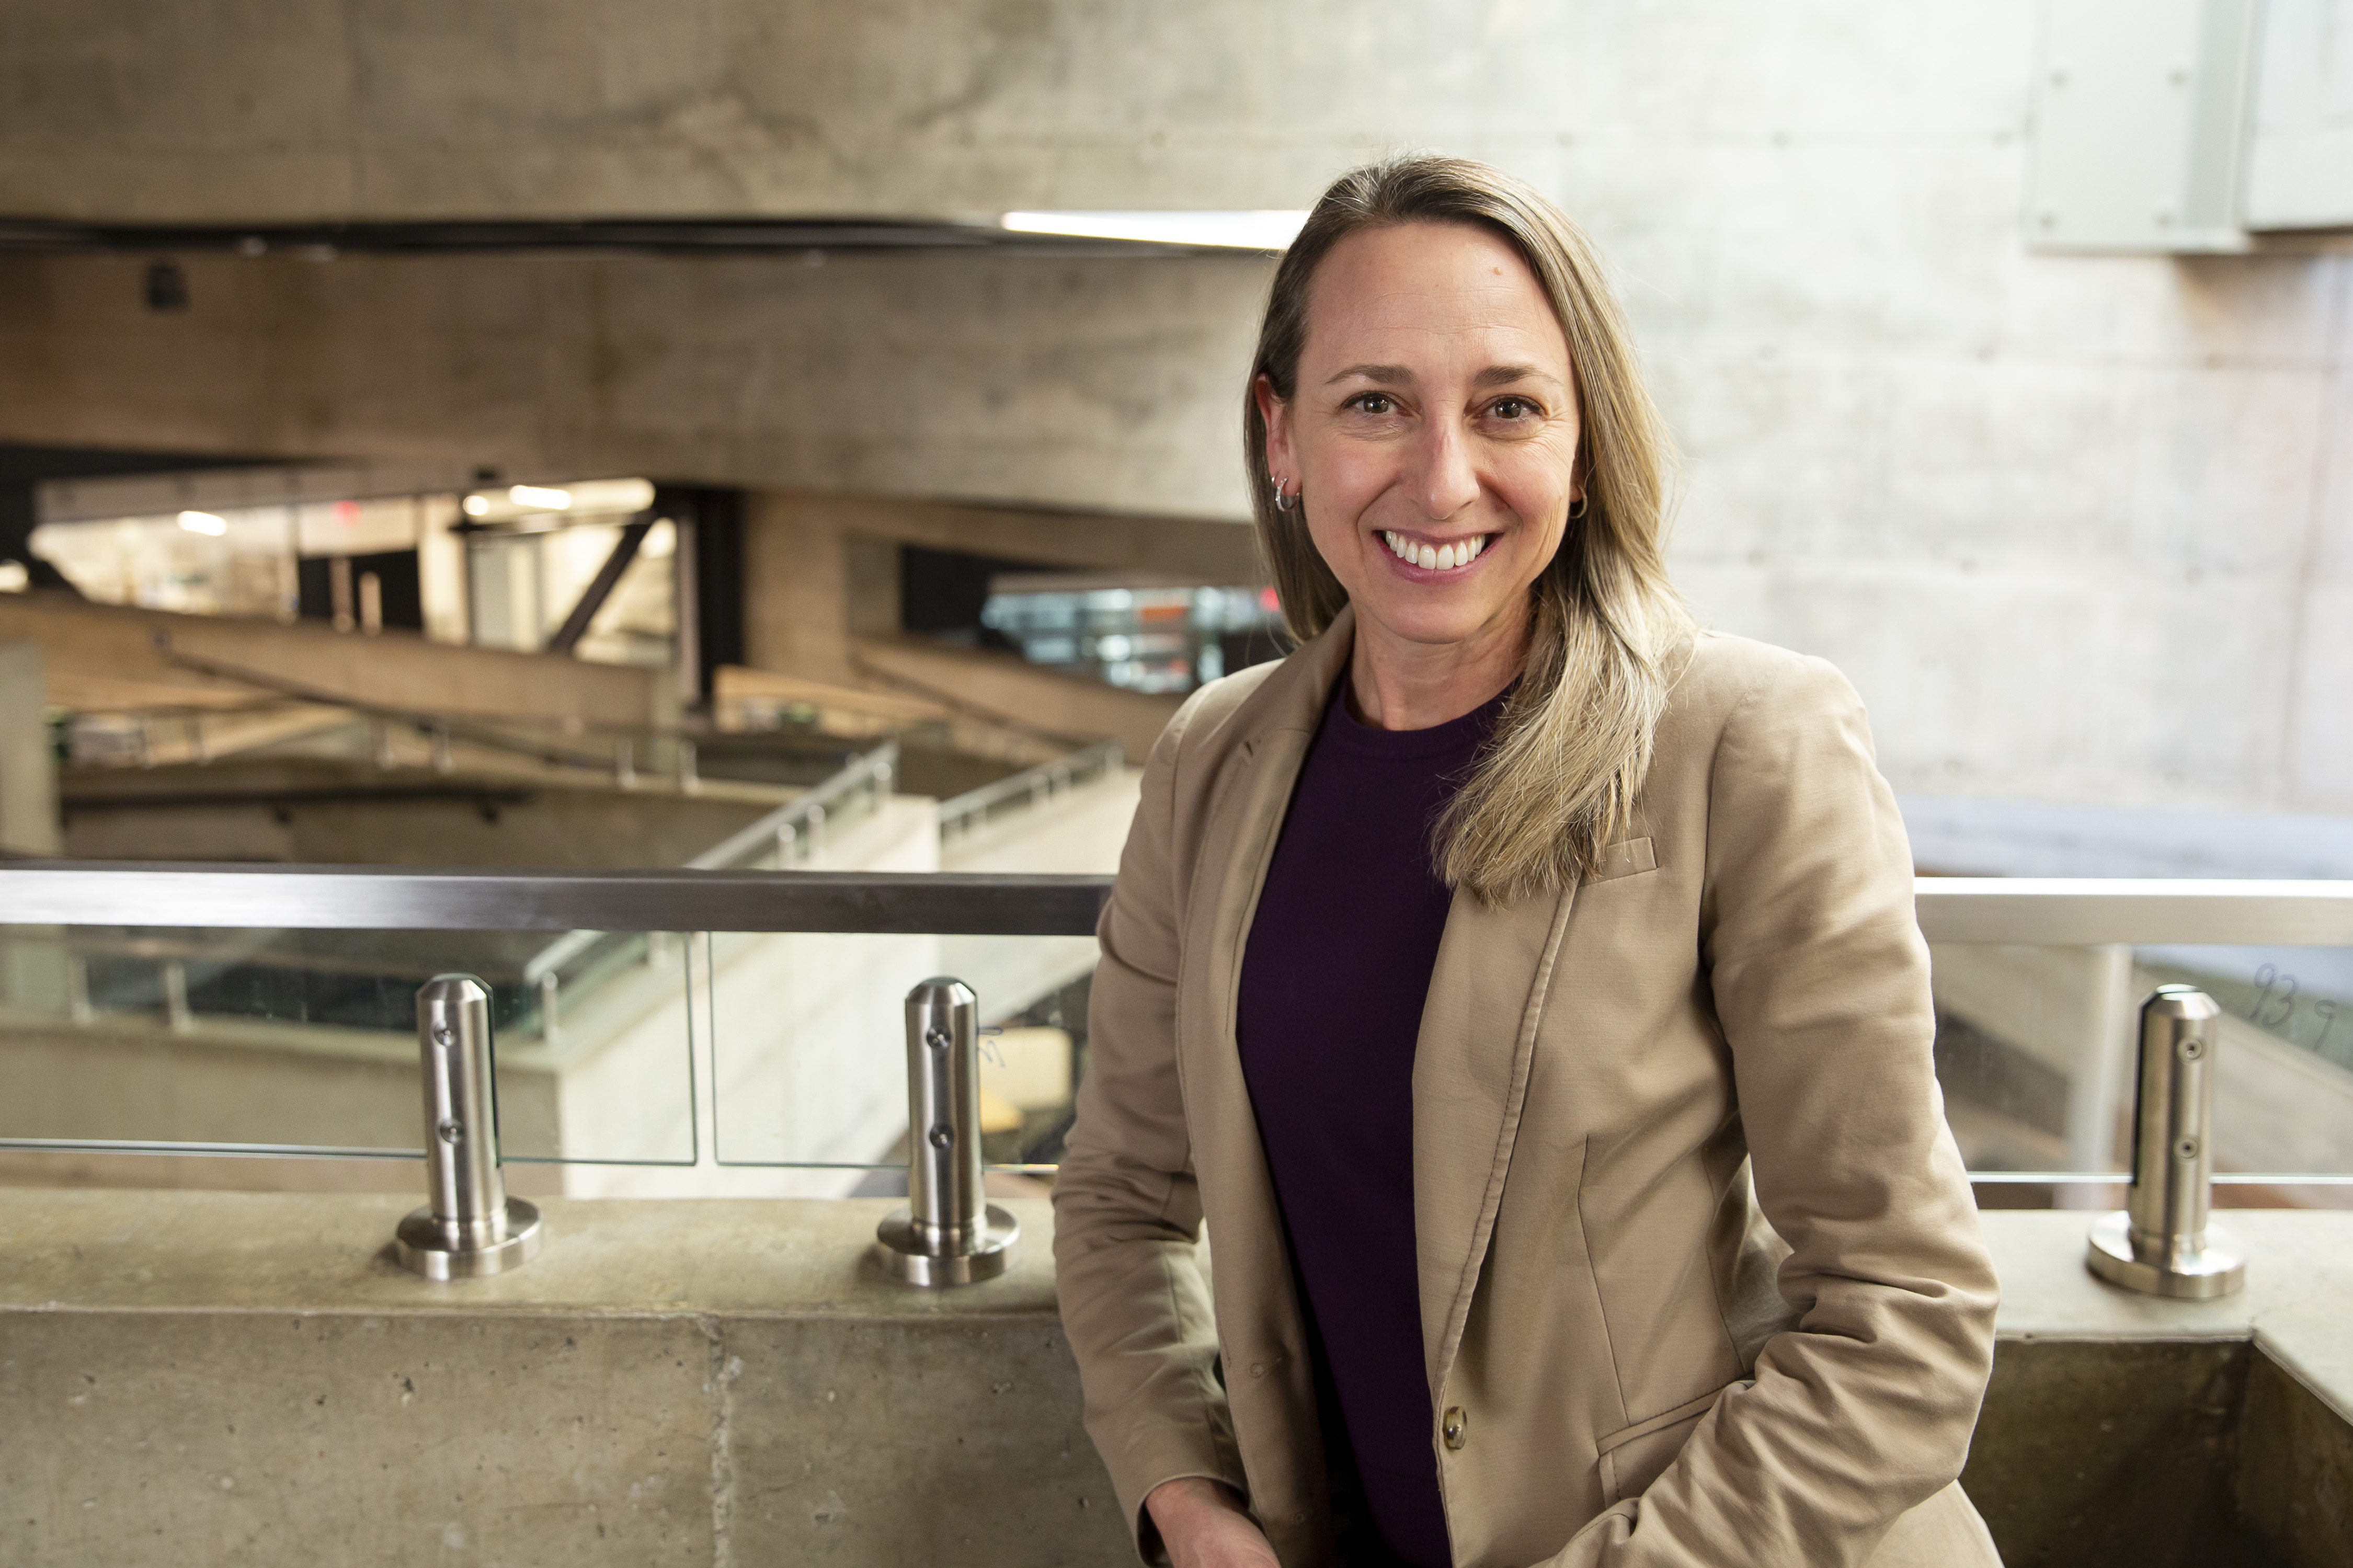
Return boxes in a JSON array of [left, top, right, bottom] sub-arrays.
[[671, 485, 745, 704], [545, 516, 653, 655]]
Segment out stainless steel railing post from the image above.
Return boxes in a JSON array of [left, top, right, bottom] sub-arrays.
[[2086, 985, 2246, 1298], [872, 977, 1019, 1286], [394, 974, 544, 1280]]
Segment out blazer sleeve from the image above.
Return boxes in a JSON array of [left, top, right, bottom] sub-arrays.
[[1051, 696, 1246, 1563], [1547, 654, 2000, 1566]]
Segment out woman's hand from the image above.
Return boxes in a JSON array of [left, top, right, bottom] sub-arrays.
[[1146, 1477, 1281, 1568]]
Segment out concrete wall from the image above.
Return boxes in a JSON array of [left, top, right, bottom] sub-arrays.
[[2, 1, 2349, 818]]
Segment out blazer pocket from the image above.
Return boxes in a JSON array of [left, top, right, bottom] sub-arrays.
[[1587, 835, 1658, 884], [1595, 1380, 1744, 1505]]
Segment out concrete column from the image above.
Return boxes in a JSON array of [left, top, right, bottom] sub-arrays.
[[743, 493, 858, 684], [0, 639, 60, 856]]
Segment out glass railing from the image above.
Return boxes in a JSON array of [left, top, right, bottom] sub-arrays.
[[1916, 879, 2353, 1202], [3, 866, 2348, 1203], [0, 863, 1104, 1195], [0, 918, 698, 1166]]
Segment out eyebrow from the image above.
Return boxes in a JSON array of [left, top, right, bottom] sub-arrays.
[[1322, 362, 1563, 390], [1473, 363, 1560, 390]]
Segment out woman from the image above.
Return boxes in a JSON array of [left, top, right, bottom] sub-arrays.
[[1052, 155, 2000, 1568]]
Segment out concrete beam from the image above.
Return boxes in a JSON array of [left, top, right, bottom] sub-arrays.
[[851, 636, 1183, 761], [774, 488, 1263, 584], [0, 247, 1272, 521], [0, 593, 672, 731], [0, 1, 1594, 223]]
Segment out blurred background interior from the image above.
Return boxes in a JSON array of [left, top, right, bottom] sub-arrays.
[[2, 0, 2350, 1211]]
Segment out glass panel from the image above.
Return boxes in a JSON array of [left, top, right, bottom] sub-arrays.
[[709, 931, 1098, 1178], [0, 924, 694, 1166], [1930, 942, 2353, 1207]]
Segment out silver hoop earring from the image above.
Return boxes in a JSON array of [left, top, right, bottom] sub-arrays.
[[1271, 475, 1299, 513]]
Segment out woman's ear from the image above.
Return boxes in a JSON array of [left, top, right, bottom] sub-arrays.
[[1253, 373, 1294, 480]]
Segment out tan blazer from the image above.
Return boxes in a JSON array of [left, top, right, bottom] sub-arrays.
[[1052, 607, 2003, 1567]]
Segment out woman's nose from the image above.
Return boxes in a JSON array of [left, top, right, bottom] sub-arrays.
[[1404, 419, 1481, 520]]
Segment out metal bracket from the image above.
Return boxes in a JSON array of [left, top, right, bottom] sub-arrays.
[[394, 974, 543, 1280], [873, 977, 1019, 1286], [2086, 986, 2246, 1298]]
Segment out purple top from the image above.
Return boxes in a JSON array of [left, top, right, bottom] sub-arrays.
[[1237, 674, 1510, 1568]]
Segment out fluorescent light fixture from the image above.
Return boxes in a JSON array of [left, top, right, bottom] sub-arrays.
[[564, 478, 657, 514], [0, 560, 27, 592], [177, 510, 228, 536], [460, 478, 654, 525], [1000, 210, 1308, 250]]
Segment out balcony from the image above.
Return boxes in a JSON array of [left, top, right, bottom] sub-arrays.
[[4, 865, 2351, 1565]]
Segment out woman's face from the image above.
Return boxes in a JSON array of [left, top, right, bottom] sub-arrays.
[[1259, 221, 1581, 654]]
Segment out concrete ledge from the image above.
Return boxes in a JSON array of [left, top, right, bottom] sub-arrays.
[[2, 1192, 1129, 1567], [0, 1189, 1068, 1319], [7, 1193, 2353, 1566], [1981, 1208, 2353, 1426]]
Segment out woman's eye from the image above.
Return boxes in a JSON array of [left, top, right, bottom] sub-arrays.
[[1347, 393, 1398, 416], [1489, 396, 1539, 420]]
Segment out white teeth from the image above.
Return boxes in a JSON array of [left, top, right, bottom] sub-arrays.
[[1383, 533, 1490, 569]]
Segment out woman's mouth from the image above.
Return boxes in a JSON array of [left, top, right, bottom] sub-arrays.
[[1380, 530, 1492, 574]]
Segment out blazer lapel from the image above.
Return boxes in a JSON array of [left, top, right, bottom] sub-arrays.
[[1413, 879, 1577, 1388]]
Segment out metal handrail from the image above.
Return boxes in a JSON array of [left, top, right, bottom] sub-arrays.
[[0, 864, 1113, 934], [691, 740, 898, 873], [938, 741, 1124, 838], [1911, 877, 2353, 944], [519, 740, 899, 990], [5, 871, 2352, 942], [12, 873, 2328, 1004]]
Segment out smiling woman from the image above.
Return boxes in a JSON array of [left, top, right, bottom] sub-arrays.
[[1250, 175, 1686, 906], [1260, 219, 1587, 685], [1054, 156, 2003, 1568]]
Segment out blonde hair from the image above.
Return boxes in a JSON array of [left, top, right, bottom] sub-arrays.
[[1244, 154, 1692, 903]]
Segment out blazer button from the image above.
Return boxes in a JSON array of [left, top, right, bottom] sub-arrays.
[[1442, 1406, 1467, 1451]]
